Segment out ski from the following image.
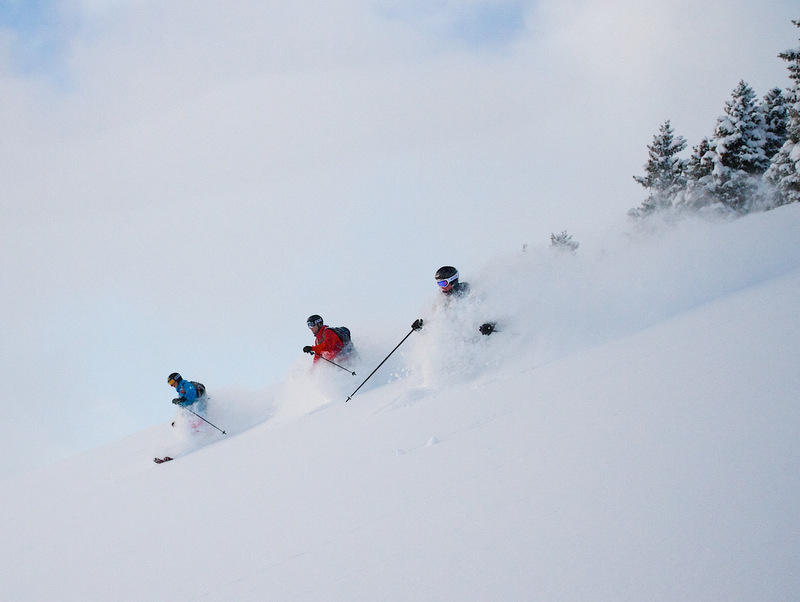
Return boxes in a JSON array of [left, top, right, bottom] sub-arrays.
[[153, 457, 173, 464]]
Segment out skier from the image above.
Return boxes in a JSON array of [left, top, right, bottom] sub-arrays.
[[411, 266, 496, 335], [303, 315, 354, 364], [168, 372, 208, 429], [155, 373, 216, 463]]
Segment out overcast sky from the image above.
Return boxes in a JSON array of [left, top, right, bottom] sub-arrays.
[[0, 0, 796, 477]]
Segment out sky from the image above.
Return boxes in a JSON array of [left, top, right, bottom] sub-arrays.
[[1, 203, 798, 600], [0, 0, 797, 478]]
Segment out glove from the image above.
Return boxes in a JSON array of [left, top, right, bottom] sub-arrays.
[[479, 323, 495, 336], [411, 319, 424, 331], [172, 397, 184, 405], [303, 346, 314, 354]]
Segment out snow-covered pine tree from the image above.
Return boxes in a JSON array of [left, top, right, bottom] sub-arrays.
[[550, 231, 579, 254], [628, 120, 687, 217], [762, 87, 789, 160], [705, 81, 769, 212], [677, 137, 716, 211], [765, 20, 800, 206], [685, 137, 715, 181]]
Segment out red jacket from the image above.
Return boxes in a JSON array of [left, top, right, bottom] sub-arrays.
[[311, 326, 344, 362]]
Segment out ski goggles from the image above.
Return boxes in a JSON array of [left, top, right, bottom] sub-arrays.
[[437, 273, 459, 288], [307, 319, 323, 328], [168, 378, 178, 387]]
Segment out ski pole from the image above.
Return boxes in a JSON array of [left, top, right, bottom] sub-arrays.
[[315, 353, 356, 375], [346, 327, 416, 402], [186, 409, 227, 434]]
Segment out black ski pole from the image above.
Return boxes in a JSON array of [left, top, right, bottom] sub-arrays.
[[346, 327, 416, 402], [316, 353, 356, 375], [187, 409, 227, 434]]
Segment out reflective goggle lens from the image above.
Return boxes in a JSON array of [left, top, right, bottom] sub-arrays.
[[168, 379, 177, 386], [437, 274, 458, 288]]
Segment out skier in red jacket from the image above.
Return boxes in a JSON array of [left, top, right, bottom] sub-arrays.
[[303, 314, 348, 363]]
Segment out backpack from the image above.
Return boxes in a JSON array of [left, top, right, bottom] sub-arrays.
[[191, 381, 206, 398], [330, 326, 351, 346]]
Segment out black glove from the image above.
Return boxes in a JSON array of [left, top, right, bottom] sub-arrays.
[[303, 346, 314, 354], [411, 319, 424, 331], [172, 397, 185, 405], [479, 323, 495, 336]]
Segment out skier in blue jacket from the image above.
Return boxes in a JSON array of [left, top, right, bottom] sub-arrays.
[[168, 372, 207, 420]]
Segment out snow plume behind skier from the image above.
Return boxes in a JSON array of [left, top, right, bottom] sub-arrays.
[[274, 357, 357, 423]]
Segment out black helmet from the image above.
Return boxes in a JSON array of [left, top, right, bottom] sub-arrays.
[[435, 266, 458, 280], [307, 314, 323, 328], [168, 372, 181, 385], [435, 266, 459, 288]]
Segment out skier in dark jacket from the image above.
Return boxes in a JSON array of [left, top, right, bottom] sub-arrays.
[[411, 266, 495, 335]]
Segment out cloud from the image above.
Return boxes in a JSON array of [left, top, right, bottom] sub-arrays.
[[375, 0, 530, 49]]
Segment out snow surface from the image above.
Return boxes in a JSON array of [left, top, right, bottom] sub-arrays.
[[2, 206, 799, 601]]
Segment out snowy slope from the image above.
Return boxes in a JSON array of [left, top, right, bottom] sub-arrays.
[[2, 207, 799, 601]]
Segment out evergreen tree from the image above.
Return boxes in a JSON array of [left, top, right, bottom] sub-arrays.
[[706, 81, 768, 212], [678, 137, 716, 211], [765, 20, 800, 206], [550, 231, 579, 254], [629, 120, 687, 217], [685, 137, 715, 181], [762, 87, 789, 160]]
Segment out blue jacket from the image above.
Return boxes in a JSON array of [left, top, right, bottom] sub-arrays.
[[174, 379, 207, 413]]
